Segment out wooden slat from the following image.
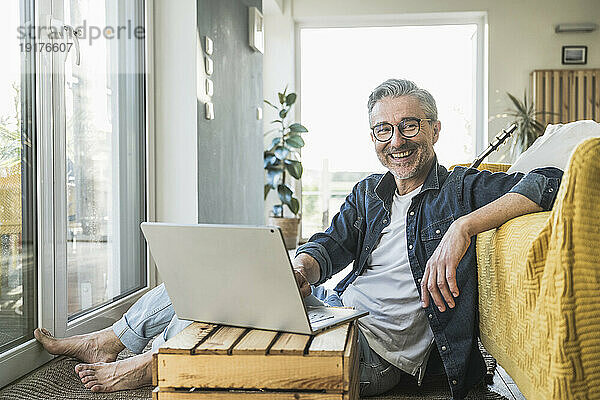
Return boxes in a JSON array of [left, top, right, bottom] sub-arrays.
[[344, 323, 359, 399], [152, 353, 159, 386], [156, 353, 344, 391], [577, 70, 586, 120], [231, 329, 278, 355], [159, 322, 217, 354], [586, 71, 594, 119], [154, 387, 343, 399], [562, 71, 570, 122], [594, 71, 600, 122], [342, 322, 356, 394], [195, 326, 248, 355], [307, 324, 350, 356], [544, 70, 552, 126], [552, 72, 561, 124], [534, 71, 544, 119], [269, 333, 311, 355], [570, 71, 578, 122]]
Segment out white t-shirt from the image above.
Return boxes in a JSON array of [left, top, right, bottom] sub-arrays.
[[341, 185, 434, 380]]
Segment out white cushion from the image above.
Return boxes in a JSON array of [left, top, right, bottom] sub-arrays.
[[507, 120, 600, 174]]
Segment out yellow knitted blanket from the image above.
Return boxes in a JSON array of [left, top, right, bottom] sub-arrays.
[[477, 138, 600, 399]]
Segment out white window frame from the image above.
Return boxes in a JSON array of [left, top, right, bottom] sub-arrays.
[[0, 0, 156, 388]]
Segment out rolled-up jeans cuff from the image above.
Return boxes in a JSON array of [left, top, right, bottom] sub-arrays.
[[112, 315, 152, 354]]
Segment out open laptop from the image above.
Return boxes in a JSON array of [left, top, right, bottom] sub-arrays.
[[140, 222, 367, 335]]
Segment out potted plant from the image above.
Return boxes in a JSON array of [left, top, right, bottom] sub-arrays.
[[263, 87, 308, 249], [505, 91, 552, 158]]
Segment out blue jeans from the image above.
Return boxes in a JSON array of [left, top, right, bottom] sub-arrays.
[[112, 284, 405, 396]]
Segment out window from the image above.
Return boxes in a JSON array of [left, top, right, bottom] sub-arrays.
[[0, 0, 37, 356], [60, 0, 147, 320], [299, 23, 482, 240], [0, 0, 148, 387]]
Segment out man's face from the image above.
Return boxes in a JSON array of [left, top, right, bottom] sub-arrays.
[[369, 96, 440, 181]]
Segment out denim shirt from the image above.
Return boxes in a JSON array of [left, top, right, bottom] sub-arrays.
[[296, 159, 562, 399]]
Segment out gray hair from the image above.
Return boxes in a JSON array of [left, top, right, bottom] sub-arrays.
[[367, 79, 438, 122]]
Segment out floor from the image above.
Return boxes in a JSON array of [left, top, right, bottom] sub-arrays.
[[488, 365, 526, 400]]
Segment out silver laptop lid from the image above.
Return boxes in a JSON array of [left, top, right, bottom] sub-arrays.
[[141, 223, 313, 334]]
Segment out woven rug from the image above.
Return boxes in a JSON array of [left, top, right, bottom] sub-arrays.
[[0, 348, 152, 400], [0, 344, 506, 400]]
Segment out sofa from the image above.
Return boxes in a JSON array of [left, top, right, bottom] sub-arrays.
[[472, 138, 600, 399]]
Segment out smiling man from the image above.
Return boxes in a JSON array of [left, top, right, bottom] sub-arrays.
[[34, 79, 562, 399], [292, 79, 563, 398]]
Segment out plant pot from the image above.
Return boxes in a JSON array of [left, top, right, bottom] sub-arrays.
[[268, 217, 300, 250]]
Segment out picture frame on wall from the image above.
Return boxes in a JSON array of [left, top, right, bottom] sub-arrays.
[[562, 46, 587, 65], [249, 6, 264, 53]]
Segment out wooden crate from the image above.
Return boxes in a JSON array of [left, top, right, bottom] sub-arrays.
[[152, 321, 359, 399]]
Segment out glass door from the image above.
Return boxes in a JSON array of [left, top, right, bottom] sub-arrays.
[[0, 0, 148, 387], [53, 0, 147, 322], [49, 0, 147, 335]]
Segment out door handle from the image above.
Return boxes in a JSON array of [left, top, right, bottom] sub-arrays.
[[62, 24, 81, 66]]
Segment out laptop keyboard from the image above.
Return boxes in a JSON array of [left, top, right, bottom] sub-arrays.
[[307, 310, 335, 324]]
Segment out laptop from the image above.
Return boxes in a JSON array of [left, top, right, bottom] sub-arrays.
[[140, 222, 367, 335]]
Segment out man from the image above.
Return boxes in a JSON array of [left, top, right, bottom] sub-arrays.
[[35, 79, 562, 398]]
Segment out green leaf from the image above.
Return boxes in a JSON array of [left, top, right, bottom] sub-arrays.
[[270, 119, 282, 124], [267, 168, 283, 187], [284, 159, 303, 179], [277, 184, 293, 205], [288, 123, 308, 133], [278, 92, 285, 105], [263, 153, 278, 168], [288, 197, 300, 215], [285, 93, 297, 106], [264, 184, 271, 200], [279, 109, 288, 119], [285, 134, 305, 149], [506, 92, 527, 114], [274, 146, 289, 160], [263, 99, 278, 110], [269, 137, 282, 150]]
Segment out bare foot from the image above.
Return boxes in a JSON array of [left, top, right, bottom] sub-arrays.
[[34, 327, 125, 364], [75, 351, 153, 392]]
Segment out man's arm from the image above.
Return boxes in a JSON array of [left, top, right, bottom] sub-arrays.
[[293, 180, 366, 293], [420, 192, 542, 312]]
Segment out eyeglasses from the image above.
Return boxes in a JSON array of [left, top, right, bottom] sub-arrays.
[[370, 117, 434, 142]]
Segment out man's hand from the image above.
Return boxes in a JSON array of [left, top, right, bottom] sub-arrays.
[[293, 267, 312, 298], [421, 218, 471, 312], [292, 253, 321, 298]]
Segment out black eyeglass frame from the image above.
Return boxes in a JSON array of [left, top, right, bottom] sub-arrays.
[[370, 117, 435, 142]]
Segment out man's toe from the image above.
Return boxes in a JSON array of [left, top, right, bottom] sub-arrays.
[[90, 384, 103, 392], [85, 380, 99, 389], [75, 363, 96, 374]]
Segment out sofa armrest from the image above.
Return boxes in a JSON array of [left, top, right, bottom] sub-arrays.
[[477, 138, 600, 400], [450, 162, 512, 173]]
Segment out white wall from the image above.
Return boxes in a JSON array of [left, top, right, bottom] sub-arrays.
[[265, 0, 600, 162], [153, 0, 199, 223], [263, 0, 298, 221]]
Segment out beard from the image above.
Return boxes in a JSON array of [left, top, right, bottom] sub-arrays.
[[376, 142, 435, 180]]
